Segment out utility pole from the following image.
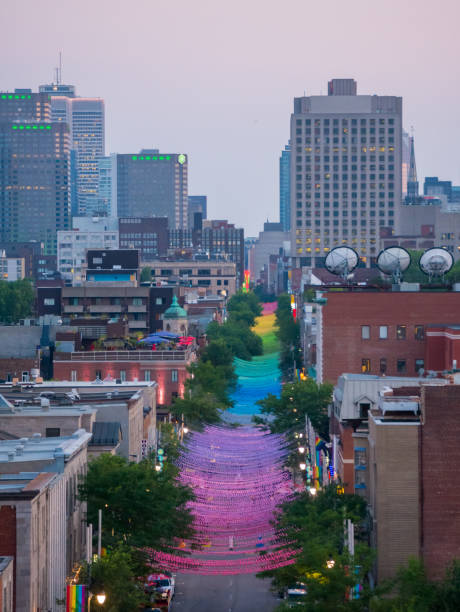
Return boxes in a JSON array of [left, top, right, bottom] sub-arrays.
[[97, 509, 102, 557]]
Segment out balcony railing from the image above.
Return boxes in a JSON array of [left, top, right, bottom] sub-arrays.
[[58, 348, 194, 362]]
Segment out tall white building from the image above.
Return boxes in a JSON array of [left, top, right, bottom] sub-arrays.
[[46, 93, 105, 217], [290, 79, 402, 268], [57, 217, 118, 285]]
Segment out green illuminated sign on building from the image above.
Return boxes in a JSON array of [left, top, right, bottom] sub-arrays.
[[1, 94, 32, 100], [178, 154, 186, 165], [131, 155, 172, 161], [11, 125, 52, 131]]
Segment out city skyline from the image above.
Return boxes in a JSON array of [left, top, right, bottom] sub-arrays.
[[1, 0, 459, 235]]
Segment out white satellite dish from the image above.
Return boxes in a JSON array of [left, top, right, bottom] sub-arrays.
[[419, 247, 453, 279], [377, 247, 411, 283], [325, 247, 359, 280]]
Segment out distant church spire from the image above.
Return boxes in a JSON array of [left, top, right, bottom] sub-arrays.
[[407, 134, 419, 198]]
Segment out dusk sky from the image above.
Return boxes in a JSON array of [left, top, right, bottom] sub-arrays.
[[2, 0, 459, 235]]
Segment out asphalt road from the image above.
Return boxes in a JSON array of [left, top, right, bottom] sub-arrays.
[[171, 572, 280, 612]]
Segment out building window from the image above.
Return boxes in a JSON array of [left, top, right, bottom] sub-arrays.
[[396, 325, 406, 340], [133, 297, 143, 306], [355, 469, 366, 489], [361, 325, 370, 340], [22, 371, 29, 382], [379, 325, 388, 339], [359, 403, 371, 419], [361, 358, 370, 373], [354, 447, 366, 466], [155, 297, 163, 305], [120, 370, 126, 382], [44, 298, 55, 306], [46, 427, 61, 438], [70, 297, 79, 306], [171, 369, 178, 383], [415, 359, 424, 373], [380, 358, 387, 374], [397, 359, 407, 373], [415, 325, 424, 340], [71, 370, 77, 382], [144, 370, 151, 382]]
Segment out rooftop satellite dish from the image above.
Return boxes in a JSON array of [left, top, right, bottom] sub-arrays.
[[376, 247, 411, 284], [325, 247, 359, 281], [419, 247, 453, 281]]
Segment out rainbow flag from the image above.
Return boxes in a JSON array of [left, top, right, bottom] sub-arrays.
[[66, 585, 86, 612]]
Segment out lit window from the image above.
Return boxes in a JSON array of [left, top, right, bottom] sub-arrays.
[[414, 325, 424, 340], [396, 325, 406, 340], [361, 358, 371, 373]]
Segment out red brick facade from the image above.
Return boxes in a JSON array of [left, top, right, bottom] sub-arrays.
[[0, 505, 16, 609], [420, 385, 460, 580], [53, 358, 190, 406], [0, 358, 36, 382], [320, 291, 460, 384], [425, 325, 460, 372]]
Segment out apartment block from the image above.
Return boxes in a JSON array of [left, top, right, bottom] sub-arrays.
[[290, 78, 402, 268], [57, 217, 119, 285], [315, 289, 460, 384], [150, 260, 237, 297]]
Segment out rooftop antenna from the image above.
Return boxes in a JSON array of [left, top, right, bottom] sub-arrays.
[[376, 246, 411, 284], [325, 246, 359, 282]]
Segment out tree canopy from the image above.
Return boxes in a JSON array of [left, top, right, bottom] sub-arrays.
[[260, 484, 372, 611], [254, 379, 332, 440], [78, 453, 194, 550], [78, 545, 147, 611], [275, 294, 303, 381], [0, 279, 34, 324]]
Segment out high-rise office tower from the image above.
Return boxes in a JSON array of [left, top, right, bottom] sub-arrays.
[[188, 195, 207, 229], [40, 81, 105, 217], [290, 79, 402, 268], [401, 130, 411, 197], [0, 90, 71, 254], [280, 142, 291, 231], [95, 156, 113, 217], [113, 150, 188, 229]]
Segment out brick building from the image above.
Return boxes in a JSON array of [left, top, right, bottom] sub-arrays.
[[0, 556, 13, 612], [365, 382, 460, 583], [316, 290, 460, 384], [36, 285, 179, 336], [53, 347, 196, 407], [0, 429, 91, 610]]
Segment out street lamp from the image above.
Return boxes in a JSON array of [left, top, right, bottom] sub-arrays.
[[308, 487, 317, 496], [299, 462, 306, 471], [183, 427, 189, 434], [298, 446, 305, 454], [88, 592, 107, 610], [326, 558, 335, 569]]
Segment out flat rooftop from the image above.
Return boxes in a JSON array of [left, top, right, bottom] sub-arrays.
[[0, 429, 92, 465]]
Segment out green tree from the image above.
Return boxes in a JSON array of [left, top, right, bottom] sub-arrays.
[[275, 294, 303, 380], [0, 279, 34, 324], [254, 379, 332, 439], [140, 266, 152, 283], [227, 290, 262, 319], [200, 339, 238, 391], [403, 250, 426, 283], [78, 545, 147, 611], [186, 359, 233, 406], [171, 391, 228, 430], [261, 485, 372, 612], [206, 320, 263, 360], [78, 454, 194, 550]]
